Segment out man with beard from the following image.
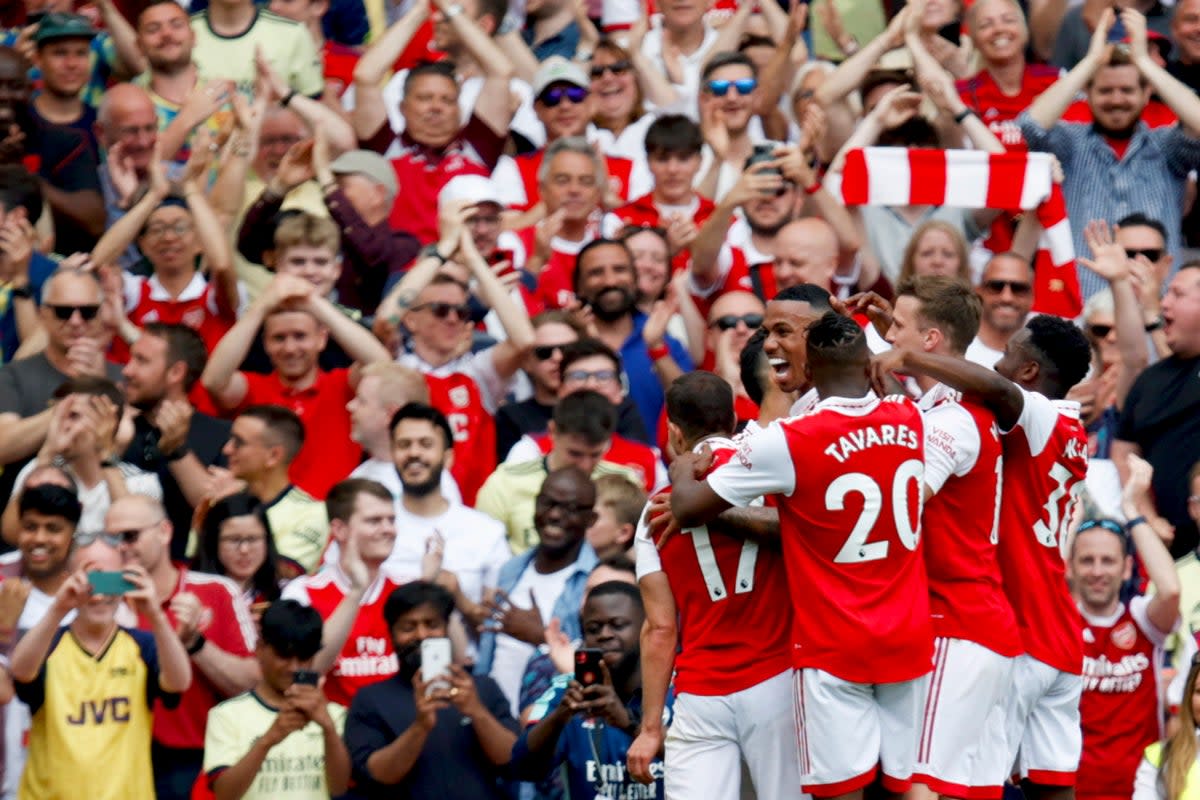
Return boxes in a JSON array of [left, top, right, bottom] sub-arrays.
[[121, 323, 230, 560], [965, 253, 1034, 369], [0, 46, 103, 254], [344, 581, 517, 799], [514, 582, 670, 798], [1020, 7, 1200, 299], [573, 238, 692, 434]]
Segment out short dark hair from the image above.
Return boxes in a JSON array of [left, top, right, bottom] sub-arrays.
[[559, 338, 623, 379], [701, 50, 757, 82], [389, 402, 454, 450], [593, 553, 636, 577], [195, 492, 280, 603], [644, 114, 703, 158], [896, 276, 982, 355], [667, 372, 735, 443], [325, 478, 393, 524], [573, 238, 632, 294], [772, 283, 833, 309], [553, 390, 617, 445], [383, 581, 456, 630], [1070, 518, 1130, 558], [53, 376, 125, 420], [403, 61, 457, 98], [1115, 212, 1168, 242], [241, 405, 305, 463], [739, 326, 770, 407], [142, 322, 208, 391], [806, 312, 867, 369], [1024, 315, 1092, 396], [584, 580, 644, 610], [259, 600, 324, 659], [19, 484, 82, 527], [0, 165, 42, 224]]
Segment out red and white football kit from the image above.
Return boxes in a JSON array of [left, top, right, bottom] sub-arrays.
[[956, 65, 1061, 152], [282, 565, 411, 707], [491, 149, 638, 211], [706, 393, 933, 796], [602, 192, 717, 272], [424, 372, 497, 507], [687, 218, 778, 318], [999, 389, 1088, 786], [511, 218, 601, 310], [635, 437, 799, 800], [912, 384, 1021, 799], [1078, 595, 1172, 800]]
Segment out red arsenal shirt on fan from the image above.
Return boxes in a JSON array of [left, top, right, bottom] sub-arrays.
[[511, 221, 600, 310], [687, 218, 777, 317], [423, 371, 497, 507], [919, 384, 1022, 656], [1078, 595, 1172, 800], [634, 438, 792, 695], [706, 393, 933, 684], [998, 389, 1089, 675], [282, 565, 412, 707], [602, 192, 717, 271], [956, 65, 1060, 152], [491, 149, 638, 211], [136, 567, 257, 749]]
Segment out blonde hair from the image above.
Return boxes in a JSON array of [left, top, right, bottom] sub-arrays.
[[360, 362, 430, 407], [273, 212, 341, 258], [1159, 657, 1200, 799], [594, 473, 647, 527], [899, 220, 971, 285]]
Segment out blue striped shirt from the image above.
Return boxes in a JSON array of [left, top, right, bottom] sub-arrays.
[[1018, 111, 1200, 299]]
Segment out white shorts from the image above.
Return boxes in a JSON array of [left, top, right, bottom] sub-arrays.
[[1004, 654, 1083, 786], [913, 638, 1015, 799], [665, 669, 804, 800], [794, 668, 930, 796]]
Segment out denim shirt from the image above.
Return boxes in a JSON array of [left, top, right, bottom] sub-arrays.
[[474, 543, 599, 678]]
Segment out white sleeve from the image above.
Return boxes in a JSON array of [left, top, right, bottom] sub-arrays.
[[923, 403, 981, 495], [471, 347, 512, 414], [280, 577, 311, 605], [490, 156, 527, 208], [382, 70, 408, 134], [633, 506, 662, 579], [651, 455, 669, 494], [127, 470, 163, 502], [481, 525, 512, 595], [123, 272, 142, 312], [1129, 594, 1177, 646], [688, 243, 734, 297], [1131, 753, 1163, 800], [706, 422, 796, 507], [601, 212, 624, 239], [505, 435, 541, 464], [1007, 387, 1059, 456]]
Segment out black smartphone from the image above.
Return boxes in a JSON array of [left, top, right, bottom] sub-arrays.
[[745, 143, 783, 179], [292, 669, 320, 686], [574, 648, 604, 687]]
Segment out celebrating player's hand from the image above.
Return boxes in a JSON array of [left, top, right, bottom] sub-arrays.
[[627, 726, 664, 784], [667, 445, 714, 487], [645, 493, 681, 551], [868, 348, 908, 397], [846, 291, 894, 339]]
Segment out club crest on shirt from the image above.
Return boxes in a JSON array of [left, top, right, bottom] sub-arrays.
[[1112, 620, 1138, 650], [448, 386, 469, 408]]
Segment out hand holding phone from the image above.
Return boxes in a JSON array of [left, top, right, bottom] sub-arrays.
[[574, 648, 604, 688], [420, 638, 452, 695], [292, 669, 320, 687], [87, 571, 137, 596]]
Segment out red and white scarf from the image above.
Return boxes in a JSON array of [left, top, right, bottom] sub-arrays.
[[835, 147, 1082, 318]]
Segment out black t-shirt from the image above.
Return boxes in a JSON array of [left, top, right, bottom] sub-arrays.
[[1117, 354, 1200, 557], [344, 672, 517, 799], [30, 115, 102, 255]]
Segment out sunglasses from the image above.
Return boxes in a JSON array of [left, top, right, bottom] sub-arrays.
[[539, 86, 588, 107], [412, 302, 472, 322], [706, 78, 757, 97], [590, 60, 631, 78], [47, 303, 100, 321], [105, 528, 147, 545], [1088, 323, 1114, 339], [533, 344, 565, 361], [709, 313, 764, 331], [981, 279, 1032, 296], [1124, 248, 1163, 262]]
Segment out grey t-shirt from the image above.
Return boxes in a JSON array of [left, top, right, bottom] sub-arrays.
[[0, 353, 123, 419]]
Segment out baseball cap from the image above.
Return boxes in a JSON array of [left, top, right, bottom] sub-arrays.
[[532, 56, 590, 98], [438, 174, 503, 209], [34, 12, 97, 45], [329, 150, 398, 198]]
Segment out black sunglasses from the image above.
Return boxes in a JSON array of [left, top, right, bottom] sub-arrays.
[[1088, 323, 1113, 339], [412, 302, 472, 322], [709, 313, 764, 331], [590, 60, 631, 78], [1124, 248, 1163, 262], [539, 86, 588, 107], [533, 344, 565, 361], [981, 279, 1032, 296], [47, 303, 100, 321]]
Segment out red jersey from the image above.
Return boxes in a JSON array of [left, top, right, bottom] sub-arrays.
[[112, 273, 237, 363], [602, 192, 716, 272], [525, 432, 660, 493], [689, 242, 778, 319], [1078, 596, 1169, 800], [240, 368, 360, 500], [499, 149, 636, 211], [956, 65, 1060, 152], [282, 566, 407, 707], [997, 389, 1088, 674], [513, 222, 600, 310], [322, 40, 360, 98], [138, 567, 256, 749], [707, 393, 933, 684], [424, 372, 496, 506], [635, 438, 792, 695], [919, 384, 1022, 657]]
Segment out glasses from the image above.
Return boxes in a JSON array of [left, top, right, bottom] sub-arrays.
[[104, 522, 162, 546], [539, 86, 589, 107], [412, 302, 472, 322], [1124, 248, 1163, 262], [144, 221, 193, 239], [219, 535, 266, 550], [590, 59, 631, 78], [981, 279, 1032, 296], [710, 313, 764, 331], [536, 494, 593, 515], [533, 344, 565, 361], [563, 368, 619, 384], [1088, 323, 1114, 339], [706, 78, 757, 96], [47, 304, 100, 321]]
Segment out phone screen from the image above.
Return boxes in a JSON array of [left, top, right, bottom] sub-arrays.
[[292, 669, 320, 686], [88, 571, 136, 596]]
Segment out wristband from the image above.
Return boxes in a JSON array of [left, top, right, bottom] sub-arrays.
[[953, 108, 975, 125], [444, 3, 464, 18], [1125, 516, 1148, 532], [803, 181, 822, 195], [280, 89, 298, 108], [186, 633, 207, 656], [9, 285, 31, 300], [163, 445, 191, 463], [647, 342, 670, 361], [1144, 317, 1164, 332]]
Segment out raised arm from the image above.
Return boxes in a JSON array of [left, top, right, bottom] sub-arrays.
[[874, 347, 1026, 430], [305, 293, 391, 366], [668, 449, 734, 529], [352, 3, 430, 141], [180, 136, 239, 317], [626, 8, 682, 109], [431, 0, 515, 135], [10, 569, 86, 683], [1026, 9, 1112, 130], [1121, 454, 1180, 632], [1124, 8, 1200, 135], [98, 0, 147, 79], [814, 8, 908, 109], [209, 92, 266, 226], [457, 226, 533, 380], [91, 151, 171, 268], [256, 52, 357, 152]]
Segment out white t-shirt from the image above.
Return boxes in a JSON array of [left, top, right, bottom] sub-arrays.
[[489, 562, 574, 715], [639, 20, 721, 121], [965, 337, 1005, 370], [349, 457, 462, 506], [11, 461, 162, 540]]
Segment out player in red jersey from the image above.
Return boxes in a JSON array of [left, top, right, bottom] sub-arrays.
[[1070, 455, 1180, 800], [881, 276, 1021, 799], [671, 313, 932, 798], [876, 313, 1093, 797], [627, 372, 798, 798]]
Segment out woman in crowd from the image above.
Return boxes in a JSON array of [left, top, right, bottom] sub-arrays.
[[1134, 654, 1200, 799], [194, 492, 282, 611], [896, 220, 972, 286]]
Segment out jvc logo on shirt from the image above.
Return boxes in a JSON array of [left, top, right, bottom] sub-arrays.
[[66, 697, 131, 725]]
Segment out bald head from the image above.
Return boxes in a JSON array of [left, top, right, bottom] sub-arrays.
[[772, 218, 839, 292], [97, 84, 159, 171]]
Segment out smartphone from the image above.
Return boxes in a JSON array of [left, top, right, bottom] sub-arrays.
[[575, 648, 604, 688], [745, 143, 783, 179], [420, 638, 452, 692], [292, 669, 320, 687], [1108, 9, 1127, 43], [88, 571, 136, 596]]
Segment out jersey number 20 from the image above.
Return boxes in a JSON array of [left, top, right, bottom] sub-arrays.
[[827, 460, 924, 564]]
